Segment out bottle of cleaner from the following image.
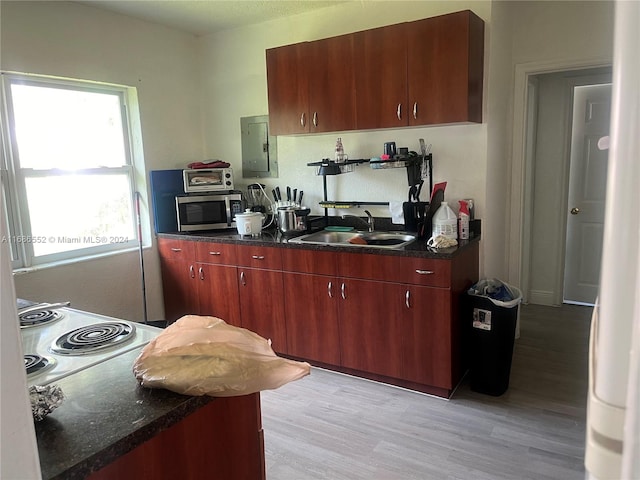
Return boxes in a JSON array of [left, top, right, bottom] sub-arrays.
[[458, 200, 470, 240], [432, 201, 457, 240], [335, 137, 345, 163]]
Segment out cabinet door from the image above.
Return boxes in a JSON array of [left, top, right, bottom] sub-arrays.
[[338, 278, 404, 378], [407, 10, 484, 125], [238, 267, 287, 353], [283, 272, 340, 365], [266, 43, 309, 135], [157, 239, 197, 323], [401, 285, 452, 388], [307, 34, 356, 133], [197, 263, 241, 327], [354, 23, 408, 129]]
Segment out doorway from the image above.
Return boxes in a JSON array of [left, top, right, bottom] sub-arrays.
[[523, 67, 612, 306]]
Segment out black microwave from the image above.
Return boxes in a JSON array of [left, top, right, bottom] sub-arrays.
[[175, 193, 243, 232]]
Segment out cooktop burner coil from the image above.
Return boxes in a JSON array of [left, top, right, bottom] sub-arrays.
[[20, 310, 63, 328], [50, 321, 136, 355], [24, 354, 56, 376]]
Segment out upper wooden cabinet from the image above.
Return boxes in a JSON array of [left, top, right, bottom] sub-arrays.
[[266, 10, 484, 135], [407, 10, 484, 125], [265, 43, 309, 135], [308, 34, 356, 133], [266, 34, 356, 135], [353, 23, 408, 129]]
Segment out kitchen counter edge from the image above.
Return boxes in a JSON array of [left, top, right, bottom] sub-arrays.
[[157, 231, 480, 259]]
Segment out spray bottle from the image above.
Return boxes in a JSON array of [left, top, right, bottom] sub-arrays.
[[458, 200, 470, 240]]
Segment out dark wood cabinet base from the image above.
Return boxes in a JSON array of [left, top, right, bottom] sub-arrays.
[[88, 394, 265, 480]]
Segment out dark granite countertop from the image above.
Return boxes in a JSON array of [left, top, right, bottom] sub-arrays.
[[159, 221, 481, 260], [34, 347, 213, 480]]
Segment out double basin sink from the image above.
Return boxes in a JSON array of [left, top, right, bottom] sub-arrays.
[[288, 230, 416, 250]]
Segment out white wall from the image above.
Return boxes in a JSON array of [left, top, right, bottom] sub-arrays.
[[483, 0, 515, 279], [1, 1, 204, 320]]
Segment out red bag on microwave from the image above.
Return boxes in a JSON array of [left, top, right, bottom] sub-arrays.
[[133, 315, 310, 397]]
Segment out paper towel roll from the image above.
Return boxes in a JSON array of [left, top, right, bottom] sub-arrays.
[[389, 201, 405, 224]]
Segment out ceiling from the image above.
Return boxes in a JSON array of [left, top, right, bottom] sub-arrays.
[[75, 0, 352, 36]]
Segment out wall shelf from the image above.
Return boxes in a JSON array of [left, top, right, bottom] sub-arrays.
[[308, 156, 431, 223]]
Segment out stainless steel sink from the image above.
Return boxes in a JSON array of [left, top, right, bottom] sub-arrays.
[[289, 230, 416, 249]]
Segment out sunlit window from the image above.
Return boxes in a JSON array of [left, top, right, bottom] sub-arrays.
[[1, 74, 140, 267]]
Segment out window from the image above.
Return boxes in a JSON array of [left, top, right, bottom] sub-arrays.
[[1, 73, 143, 268]]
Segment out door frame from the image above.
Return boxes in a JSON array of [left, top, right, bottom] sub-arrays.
[[507, 57, 612, 304]]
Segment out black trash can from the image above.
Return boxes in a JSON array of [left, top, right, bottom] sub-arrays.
[[466, 280, 522, 396]]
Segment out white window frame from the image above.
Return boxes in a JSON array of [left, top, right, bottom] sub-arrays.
[[1, 72, 146, 270]]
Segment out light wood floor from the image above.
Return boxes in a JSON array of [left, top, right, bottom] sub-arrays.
[[261, 303, 592, 479]]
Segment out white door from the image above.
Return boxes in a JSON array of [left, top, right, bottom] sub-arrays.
[[563, 83, 611, 305]]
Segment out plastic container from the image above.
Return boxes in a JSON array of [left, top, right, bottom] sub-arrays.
[[431, 201, 457, 240], [458, 200, 470, 240], [466, 279, 522, 396]]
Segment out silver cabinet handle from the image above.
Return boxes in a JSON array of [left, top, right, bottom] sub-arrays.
[[252, 255, 265, 260], [209, 251, 221, 256], [240, 271, 246, 286], [341, 283, 346, 300], [170, 247, 182, 252], [413, 102, 418, 119], [312, 112, 318, 127], [189, 265, 195, 278], [328, 281, 333, 298], [405, 290, 411, 309], [300, 112, 306, 127], [198, 267, 204, 281], [415, 269, 435, 275], [397, 103, 402, 120]]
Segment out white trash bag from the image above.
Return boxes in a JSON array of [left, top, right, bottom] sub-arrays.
[[133, 315, 310, 397]]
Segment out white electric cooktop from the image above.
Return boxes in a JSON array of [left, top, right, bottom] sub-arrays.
[[19, 302, 161, 387]]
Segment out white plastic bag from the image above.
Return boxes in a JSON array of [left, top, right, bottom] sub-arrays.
[[133, 315, 310, 397]]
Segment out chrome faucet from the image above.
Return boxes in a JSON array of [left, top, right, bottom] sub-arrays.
[[342, 210, 375, 232]]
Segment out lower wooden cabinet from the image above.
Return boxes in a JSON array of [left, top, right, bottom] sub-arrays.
[[158, 237, 479, 397], [157, 238, 198, 323], [337, 277, 406, 379], [89, 394, 265, 480], [400, 284, 451, 388], [196, 263, 242, 326], [238, 267, 287, 353], [283, 272, 341, 365]]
